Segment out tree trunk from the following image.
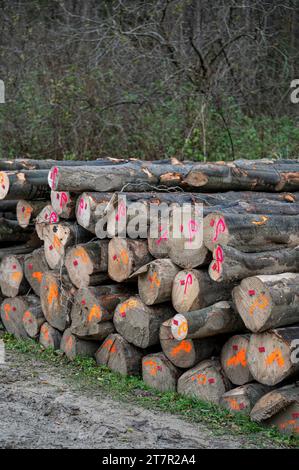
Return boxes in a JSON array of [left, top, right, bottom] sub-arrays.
[[209, 245, 299, 282], [184, 160, 299, 192], [114, 296, 174, 348], [65, 240, 109, 288], [0, 295, 39, 339], [0, 218, 34, 243], [95, 333, 143, 376], [50, 191, 77, 219], [172, 268, 234, 313], [220, 334, 253, 385], [177, 358, 232, 404], [108, 238, 153, 282], [23, 248, 49, 296], [16, 200, 50, 228], [170, 301, 244, 340], [22, 301, 45, 339], [39, 322, 62, 350], [42, 222, 91, 269], [159, 319, 221, 368], [250, 383, 299, 435], [0, 158, 129, 171], [0, 254, 29, 297], [220, 383, 272, 414], [232, 273, 299, 332], [76, 192, 113, 234], [60, 328, 99, 361], [203, 213, 299, 252], [0, 236, 42, 260], [0, 170, 50, 200], [40, 270, 76, 331], [134, 258, 180, 305], [142, 352, 182, 392], [247, 327, 299, 385]]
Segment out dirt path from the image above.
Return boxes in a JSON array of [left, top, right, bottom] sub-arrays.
[[0, 349, 286, 449]]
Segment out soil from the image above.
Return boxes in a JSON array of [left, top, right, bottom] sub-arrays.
[[0, 349, 287, 449]]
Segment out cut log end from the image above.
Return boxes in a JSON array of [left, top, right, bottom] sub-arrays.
[[61, 328, 99, 361], [0, 255, 27, 297], [142, 352, 181, 392], [0, 171, 10, 200], [220, 334, 253, 385], [203, 213, 229, 251], [137, 259, 180, 305], [108, 238, 152, 282], [39, 322, 62, 350], [1, 297, 31, 339], [51, 191, 75, 218]]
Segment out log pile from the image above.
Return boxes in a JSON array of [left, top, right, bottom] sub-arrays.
[[1, 157, 299, 436]]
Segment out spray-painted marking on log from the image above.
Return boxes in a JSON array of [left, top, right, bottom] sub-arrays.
[[119, 299, 138, 318], [102, 338, 117, 353], [179, 273, 193, 295], [32, 271, 43, 283], [148, 272, 160, 289], [65, 335, 73, 352], [265, 349, 285, 368], [42, 326, 50, 342], [3, 303, 11, 321], [49, 167, 58, 189], [73, 246, 89, 265], [212, 245, 224, 273], [171, 315, 188, 340], [252, 215, 269, 226], [59, 192, 68, 208], [48, 282, 58, 305], [279, 416, 299, 433], [249, 293, 269, 316], [88, 304, 101, 322], [23, 311, 32, 323], [156, 225, 168, 245], [49, 211, 58, 224], [191, 373, 215, 385], [53, 234, 62, 251], [11, 271, 22, 282], [225, 397, 245, 411], [113, 249, 129, 265], [144, 359, 161, 376], [226, 348, 247, 367], [213, 218, 226, 242], [188, 219, 199, 245], [170, 340, 192, 357], [78, 197, 85, 216], [115, 200, 126, 221]]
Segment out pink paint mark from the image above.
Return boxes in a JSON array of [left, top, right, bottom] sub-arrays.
[[180, 280, 185, 286], [210, 219, 215, 227], [180, 224, 184, 233], [49, 245, 53, 251], [45, 214, 48, 220], [78, 198, 85, 216], [212, 245, 223, 273], [213, 218, 226, 242], [115, 200, 126, 222], [50, 167, 58, 189], [49, 212, 58, 224], [208, 378, 215, 384], [157, 366, 162, 372], [188, 219, 199, 244], [81, 299, 86, 306], [73, 260, 78, 267], [184, 274, 193, 294], [60, 192, 68, 208], [56, 193, 60, 200], [173, 319, 178, 326], [28, 264, 33, 270], [113, 255, 117, 261], [156, 225, 168, 245], [259, 347, 265, 353], [248, 290, 256, 296]]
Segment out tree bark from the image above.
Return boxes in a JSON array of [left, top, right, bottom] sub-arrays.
[[0, 218, 34, 243], [142, 352, 182, 392], [65, 240, 109, 288], [220, 334, 253, 385], [170, 301, 244, 340], [204, 213, 299, 252], [232, 273, 299, 332], [209, 245, 299, 282], [95, 333, 143, 376], [177, 358, 232, 404], [0, 170, 50, 200], [114, 296, 174, 348], [247, 326, 299, 385]]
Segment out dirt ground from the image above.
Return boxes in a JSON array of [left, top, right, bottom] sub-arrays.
[[0, 349, 287, 449]]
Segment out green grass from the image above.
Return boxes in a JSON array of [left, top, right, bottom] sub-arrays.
[[3, 332, 299, 448]]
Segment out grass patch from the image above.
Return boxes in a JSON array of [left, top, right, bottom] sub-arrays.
[[3, 332, 299, 448]]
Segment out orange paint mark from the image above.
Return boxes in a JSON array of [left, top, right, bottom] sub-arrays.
[[102, 338, 117, 353], [88, 304, 101, 322], [148, 272, 160, 289], [170, 340, 192, 357], [11, 271, 22, 282], [42, 326, 50, 342], [23, 310, 32, 321], [265, 349, 285, 368], [3, 303, 11, 321], [119, 298, 138, 317], [120, 249, 129, 265], [47, 282, 58, 305], [144, 359, 158, 376], [53, 234, 62, 251], [191, 373, 207, 385], [226, 397, 244, 411], [74, 246, 89, 265], [32, 271, 43, 283], [252, 215, 269, 226], [226, 348, 247, 368], [249, 293, 269, 316]]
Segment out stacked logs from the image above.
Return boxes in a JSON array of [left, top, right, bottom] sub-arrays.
[[0, 158, 299, 437]]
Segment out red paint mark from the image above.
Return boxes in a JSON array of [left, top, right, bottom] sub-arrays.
[[60, 192, 68, 208], [22, 207, 25, 213], [12, 307, 16, 312], [12, 264, 16, 269], [180, 224, 184, 233], [56, 193, 60, 199], [210, 219, 215, 227], [81, 299, 86, 305], [73, 260, 78, 267], [173, 319, 178, 326], [232, 345, 238, 351], [28, 263, 33, 270], [292, 413, 299, 419], [248, 290, 256, 296], [45, 213, 48, 220], [259, 347, 265, 353], [212, 245, 223, 273], [113, 254, 117, 261], [239, 403, 245, 410], [115, 200, 126, 221], [156, 225, 168, 245], [49, 245, 53, 251], [208, 378, 215, 384], [50, 167, 58, 189], [183, 274, 193, 294], [78, 197, 85, 216], [157, 366, 162, 371], [188, 219, 199, 244], [120, 311, 126, 318], [49, 212, 58, 224], [213, 218, 226, 242]]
